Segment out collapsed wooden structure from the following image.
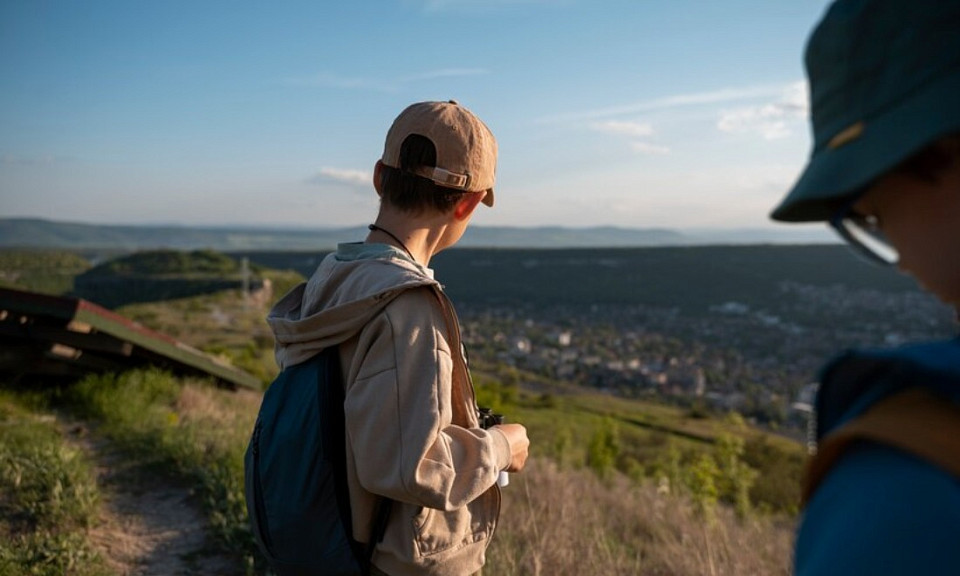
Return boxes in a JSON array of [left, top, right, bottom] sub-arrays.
[[0, 287, 260, 390]]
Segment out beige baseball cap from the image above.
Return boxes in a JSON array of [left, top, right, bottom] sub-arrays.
[[381, 100, 498, 207]]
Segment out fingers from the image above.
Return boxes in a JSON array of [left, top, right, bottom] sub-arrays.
[[495, 423, 530, 473]]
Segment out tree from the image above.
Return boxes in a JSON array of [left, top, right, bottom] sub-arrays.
[[586, 418, 620, 479], [714, 434, 758, 518]]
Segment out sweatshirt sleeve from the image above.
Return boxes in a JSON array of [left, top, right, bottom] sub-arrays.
[[343, 289, 511, 511]]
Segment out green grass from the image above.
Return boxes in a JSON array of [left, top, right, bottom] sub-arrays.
[[62, 369, 262, 573], [0, 392, 110, 576], [41, 366, 795, 575], [472, 366, 805, 515], [116, 277, 301, 386], [1, 352, 800, 575]]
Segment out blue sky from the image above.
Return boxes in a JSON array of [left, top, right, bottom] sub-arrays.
[[1, 0, 834, 233]]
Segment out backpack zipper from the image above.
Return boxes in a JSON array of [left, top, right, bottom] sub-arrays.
[[250, 419, 275, 553]]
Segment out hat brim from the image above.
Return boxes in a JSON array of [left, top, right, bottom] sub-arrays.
[[771, 71, 960, 223], [481, 188, 494, 207]]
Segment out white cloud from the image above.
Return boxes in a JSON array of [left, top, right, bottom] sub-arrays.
[[780, 81, 809, 113], [590, 121, 654, 137], [308, 167, 371, 187], [543, 83, 790, 123], [717, 105, 792, 139], [589, 120, 666, 154], [717, 81, 808, 140], [631, 141, 671, 155]]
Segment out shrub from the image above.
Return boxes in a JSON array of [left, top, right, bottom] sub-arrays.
[[685, 453, 721, 516], [742, 435, 804, 515], [648, 436, 758, 519], [487, 458, 793, 576], [551, 427, 576, 470], [0, 393, 108, 576], [714, 434, 758, 518], [586, 418, 620, 479]]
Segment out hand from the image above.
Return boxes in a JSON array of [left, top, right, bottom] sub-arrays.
[[494, 423, 529, 473]]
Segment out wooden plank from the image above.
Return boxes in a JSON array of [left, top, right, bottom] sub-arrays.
[[0, 321, 134, 356], [43, 349, 127, 372]]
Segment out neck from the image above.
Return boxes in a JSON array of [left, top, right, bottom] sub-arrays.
[[368, 223, 415, 261], [366, 215, 450, 267]]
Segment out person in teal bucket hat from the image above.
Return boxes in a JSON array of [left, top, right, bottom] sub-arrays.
[[771, 0, 960, 574]]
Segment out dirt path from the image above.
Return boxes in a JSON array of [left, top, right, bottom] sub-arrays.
[[63, 422, 244, 576]]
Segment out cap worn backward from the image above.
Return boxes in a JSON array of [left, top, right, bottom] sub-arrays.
[[381, 100, 499, 207], [770, 0, 960, 223]]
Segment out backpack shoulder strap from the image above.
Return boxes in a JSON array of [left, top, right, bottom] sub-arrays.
[[802, 387, 960, 505], [320, 346, 357, 551]]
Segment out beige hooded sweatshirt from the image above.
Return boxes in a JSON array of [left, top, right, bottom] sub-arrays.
[[266, 243, 511, 576]]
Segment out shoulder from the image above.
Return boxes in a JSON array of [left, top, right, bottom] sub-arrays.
[[796, 442, 960, 575], [382, 285, 444, 316], [379, 286, 451, 338], [816, 338, 960, 435]]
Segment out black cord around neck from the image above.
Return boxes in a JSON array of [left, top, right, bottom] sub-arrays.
[[368, 224, 415, 261]]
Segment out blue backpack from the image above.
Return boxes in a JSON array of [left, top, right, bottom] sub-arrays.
[[802, 338, 960, 503], [244, 347, 391, 576]]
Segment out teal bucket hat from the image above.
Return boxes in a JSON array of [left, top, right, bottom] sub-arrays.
[[771, 0, 960, 223]]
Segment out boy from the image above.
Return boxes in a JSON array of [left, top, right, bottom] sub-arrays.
[[268, 100, 529, 576]]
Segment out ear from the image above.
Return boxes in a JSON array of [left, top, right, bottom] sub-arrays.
[[453, 191, 485, 221], [372, 161, 384, 196]]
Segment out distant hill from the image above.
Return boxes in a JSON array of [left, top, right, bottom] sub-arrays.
[[81, 249, 241, 277], [237, 244, 926, 312], [0, 218, 353, 251], [0, 217, 834, 251], [72, 249, 263, 308]]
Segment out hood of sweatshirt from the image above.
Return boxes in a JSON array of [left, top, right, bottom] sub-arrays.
[[266, 242, 439, 369]]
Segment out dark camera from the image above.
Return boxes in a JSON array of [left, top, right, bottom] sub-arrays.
[[477, 407, 504, 429]]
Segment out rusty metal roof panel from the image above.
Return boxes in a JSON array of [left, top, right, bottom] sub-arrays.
[[0, 287, 261, 390]]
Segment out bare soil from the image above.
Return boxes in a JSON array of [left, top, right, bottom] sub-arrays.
[[64, 422, 244, 576]]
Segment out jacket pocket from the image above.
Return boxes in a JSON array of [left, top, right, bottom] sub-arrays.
[[412, 489, 497, 557]]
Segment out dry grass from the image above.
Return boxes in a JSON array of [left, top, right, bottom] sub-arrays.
[[167, 381, 796, 575], [489, 459, 794, 576], [169, 379, 796, 575], [176, 384, 261, 430], [116, 280, 297, 385], [52, 363, 797, 575]]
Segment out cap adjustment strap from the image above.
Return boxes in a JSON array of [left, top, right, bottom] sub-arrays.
[[411, 165, 471, 190]]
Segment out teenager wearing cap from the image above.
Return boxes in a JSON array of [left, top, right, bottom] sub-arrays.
[[268, 100, 529, 576], [770, 0, 960, 574]]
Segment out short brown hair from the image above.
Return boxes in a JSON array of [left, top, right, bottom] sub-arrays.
[[378, 134, 476, 214]]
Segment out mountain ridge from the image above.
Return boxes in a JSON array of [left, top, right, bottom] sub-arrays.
[[0, 217, 834, 251]]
